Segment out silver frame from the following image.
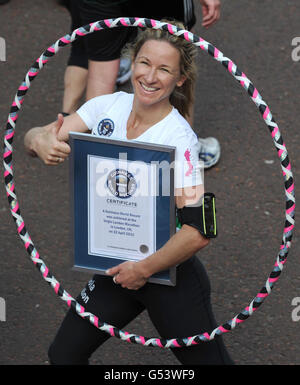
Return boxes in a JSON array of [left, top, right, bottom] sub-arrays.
[[69, 132, 177, 286]]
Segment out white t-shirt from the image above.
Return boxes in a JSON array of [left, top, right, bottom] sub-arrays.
[[77, 91, 202, 189]]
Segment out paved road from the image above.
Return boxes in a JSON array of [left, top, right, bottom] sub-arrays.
[[0, 0, 300, 365]]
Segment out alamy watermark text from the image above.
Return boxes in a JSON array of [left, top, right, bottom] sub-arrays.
[[0, 297, 6, 321], [0, 37, 6, 62]]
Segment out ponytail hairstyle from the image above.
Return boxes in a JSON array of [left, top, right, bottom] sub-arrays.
[[125, 19, 198, 119]]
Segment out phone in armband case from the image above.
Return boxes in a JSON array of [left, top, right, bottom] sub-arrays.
[[202, 193, 217, 238], [176, 192, 217, 239]]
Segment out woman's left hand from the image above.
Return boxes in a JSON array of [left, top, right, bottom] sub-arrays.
[[106, 261, 148, 290]]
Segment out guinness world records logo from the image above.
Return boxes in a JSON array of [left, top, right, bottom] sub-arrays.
[[97, 118, 114, 137], [106, 169, 137, 199]]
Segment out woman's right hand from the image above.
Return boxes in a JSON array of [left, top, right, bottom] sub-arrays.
[[24, 114, 71, 165]]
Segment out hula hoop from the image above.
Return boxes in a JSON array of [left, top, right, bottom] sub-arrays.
[[3, 18, 295, 348]]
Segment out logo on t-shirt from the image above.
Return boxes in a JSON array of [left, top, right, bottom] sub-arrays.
[[184, 148, 194, 176], [97, 118, 114, 137], [106, 169, 137, 199]]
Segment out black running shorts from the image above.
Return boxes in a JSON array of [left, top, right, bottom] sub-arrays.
[[67, 0, 196, 67]]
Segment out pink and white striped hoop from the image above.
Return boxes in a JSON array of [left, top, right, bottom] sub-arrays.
[[3, 18, 295, 347]]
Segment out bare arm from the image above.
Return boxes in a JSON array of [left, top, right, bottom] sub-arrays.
[[106, 184, 209, 290], [24, 113, 89, 165]]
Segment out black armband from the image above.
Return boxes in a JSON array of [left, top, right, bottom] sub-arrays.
[[176, 192, 217, 238]]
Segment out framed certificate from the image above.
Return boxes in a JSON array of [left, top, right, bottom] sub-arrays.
[[69, 132, 177, 285]]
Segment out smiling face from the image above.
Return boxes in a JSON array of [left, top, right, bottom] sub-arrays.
[[131, 40, 186, 110]]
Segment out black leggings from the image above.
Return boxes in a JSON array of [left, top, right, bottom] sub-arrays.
[[48, 256, 234, 365]]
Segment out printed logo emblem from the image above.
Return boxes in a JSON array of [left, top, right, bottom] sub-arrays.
[[184, 148, 194, 176], [97, 118, 114, 137], [106, 169, 137, 199]]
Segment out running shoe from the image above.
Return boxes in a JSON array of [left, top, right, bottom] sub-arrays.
[[116, 57, 132, 85], [198, 137, 221, 169]]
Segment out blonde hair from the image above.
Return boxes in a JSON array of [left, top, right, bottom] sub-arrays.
[[125, 19, 198, 118]]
